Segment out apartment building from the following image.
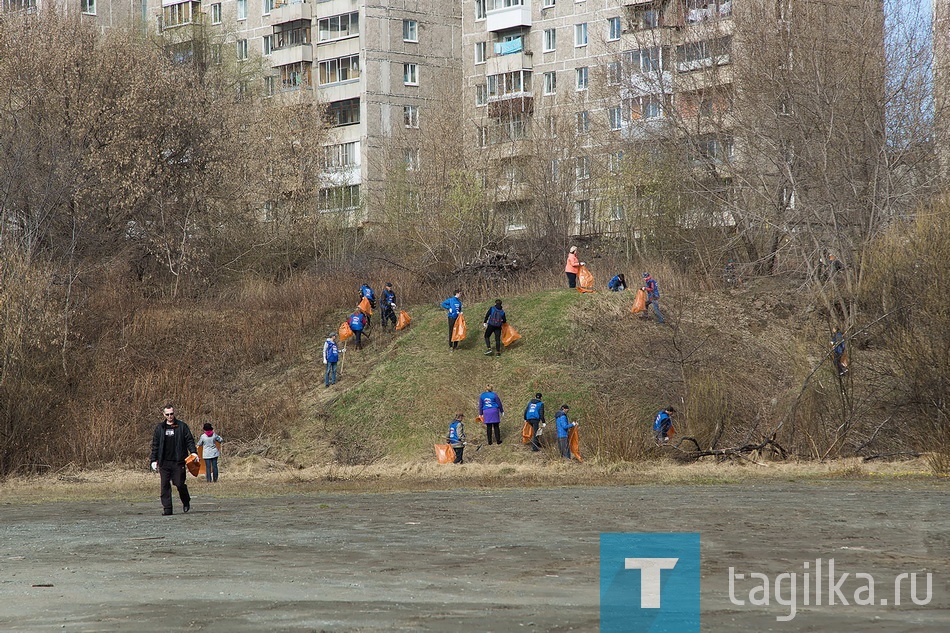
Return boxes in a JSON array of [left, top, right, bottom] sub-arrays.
[[1, 0, 145, 29], [461, 0, 884, 242], [152, 0, 461, 224]]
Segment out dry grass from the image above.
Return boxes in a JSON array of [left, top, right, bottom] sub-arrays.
[[0, 456, 940, 505]]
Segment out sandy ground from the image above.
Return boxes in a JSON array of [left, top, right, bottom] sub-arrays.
[[1, 479, 948, 632]]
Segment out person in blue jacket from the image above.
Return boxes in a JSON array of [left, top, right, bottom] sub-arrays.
[[440, 290, 463, 351], [555, 404, 577, 460], [323, 331, 341, 387], [523, 393, 545, 452], [381, 282, 397, 331], [348, 309, 368, 350], [607, 273, 627, 292], [359, 283, 376, 328], [653, 407, 676, 444], [483, 299, 507, 356], [831, 329, 848, 376], [447, 413, 466, 464], [478, 385, 504, 445], [641, 272, 665, 324]]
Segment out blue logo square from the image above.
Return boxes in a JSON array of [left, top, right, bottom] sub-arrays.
[[600, 533, 701, 632]]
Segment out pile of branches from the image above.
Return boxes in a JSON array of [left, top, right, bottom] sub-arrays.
[[453, 249, 520, 282]]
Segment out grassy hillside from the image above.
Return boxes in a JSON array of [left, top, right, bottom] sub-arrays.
[[279, 276, 896, 468]]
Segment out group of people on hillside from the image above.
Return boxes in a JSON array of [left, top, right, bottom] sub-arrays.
[[446, 389, 578, 463], [567, 246, 665, 324], [438, 291, 511, 356]]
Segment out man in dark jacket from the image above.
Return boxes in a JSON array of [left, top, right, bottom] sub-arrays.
[[150, 404, 198, 516], [523, 393, 545, 452]]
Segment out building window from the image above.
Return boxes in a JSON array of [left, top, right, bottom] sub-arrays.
[[404, 148, 421, 170], [543, 28, 556, 52], [210, 44, 222, 65], [575, 199, 591, 226], [487, 70, 531, 97], [161, 1, 201, 29], [319, 12, 360, 42], [403, 19, 418, 42], [543, 71, 556, 95], [275, 23, 311, 48], [263, 0, 274, 15], [576, 110, 589, 134], [475, 84, 488, 106], [575, 23, 588, 47], [608, 16, 621, 41], [542, 0, 555, 7], [263, 34, 275, 55], [404, 63, 419, 85], [676, 36, 732, 72], [327, 98, 361, 126], [278, 62, 311, 91], [211, 3, 221, 24], [319, 185, 361, 212], [81, 0, 95, 14], [576, 157, 590, 180], [325, 142, 360, 169], [610, 201, 624, 221], [607, 61, 621, 85], [476, 0, 486, 20], [501, 114, 528, 141], [576, 67, 588, 90], [319, 55, 361, 85], [404, 105, 420, 128], [477, 125, 489, 148], [642, 95, 663, 119], [237, 0, 247, 21], [608, 150, 624, 172], [475, 42, 487, 64], [236, 39, 248, 61], [264, 76, 277, 97], [608, 106, 622, 130]]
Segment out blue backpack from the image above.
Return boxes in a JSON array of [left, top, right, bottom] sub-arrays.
[[487, 307, 505, 327]]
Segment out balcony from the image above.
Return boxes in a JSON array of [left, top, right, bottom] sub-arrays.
[[486, 50, 533, 76], [271, 43, 313, 67], [271, 0, 311, 24], [488, 94, 534, 118], [486, 3, 531, 32]]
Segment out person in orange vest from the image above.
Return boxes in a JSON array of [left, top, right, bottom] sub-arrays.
[[564, 246, 580, 288]]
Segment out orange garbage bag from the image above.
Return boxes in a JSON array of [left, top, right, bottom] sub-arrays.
[[358, 296, 373, 315], [434, 444, 456, 464], [578, 264, 595, 293], [501, 322, 521, 347], [630, 288, 647, 314], [185, 454, 200, 477], [197, 442, 222, 476], [568, 425, 582, 462], [451, 314, 468, 342], [338, 321, 354, 341], [396, 310, 412, 330], [521, 421, 533, 444], [667, 425, 676, 439]]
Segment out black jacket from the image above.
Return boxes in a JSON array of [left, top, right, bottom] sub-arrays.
[[149, 419, 197, 466]]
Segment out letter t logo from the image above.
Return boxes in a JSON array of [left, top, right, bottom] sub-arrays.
[[625, 558, 679, 608]]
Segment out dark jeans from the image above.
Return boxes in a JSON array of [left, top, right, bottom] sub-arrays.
[[485, 325, 502, 352], [566, 272, 577, 288], [453, 446, 464, 464], [325, 361, 337, 386], [559, 437, 571, 459], [353, 330, 364, 349], [527, 419, 541, 451], [447, 316, 459, 349], [486, 423, 501, 444], [204, 457, 219, 482], [159, 462, 191, 512], [382, 308, 396, 329]]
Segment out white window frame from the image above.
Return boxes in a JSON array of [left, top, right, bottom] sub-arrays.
[[404, 105, 420, 128], [608, 16, 621, 41], [475, 0, 486, 20], [575, 67, 588, 90], [477, 125, 489, 148], [543, 71, 557, 95], [403, 19, 418, 43], [236, 39, 249, 61], [262, 0, 274, 15], [475, 42, 487, 64], [81, 0, 95, 14], [475, 84, 488, 106], [574, 23, 588, 47], [576, 110, 590, 134], [543, 28, 556, 52], [542, 0, 555, 7], [319, 55, 361, 85], [607, 61, 621, 85], [318, 13, 360, 42], [211, 3, 221, 24], [608, 106, 623, 130], [404, 63, 419, 86], [263, 34, 275, 55], [404, 148, 420, 171], [237, 0, 247, 21]]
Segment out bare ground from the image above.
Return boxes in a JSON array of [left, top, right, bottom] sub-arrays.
[[1, 471, 948, 632]]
